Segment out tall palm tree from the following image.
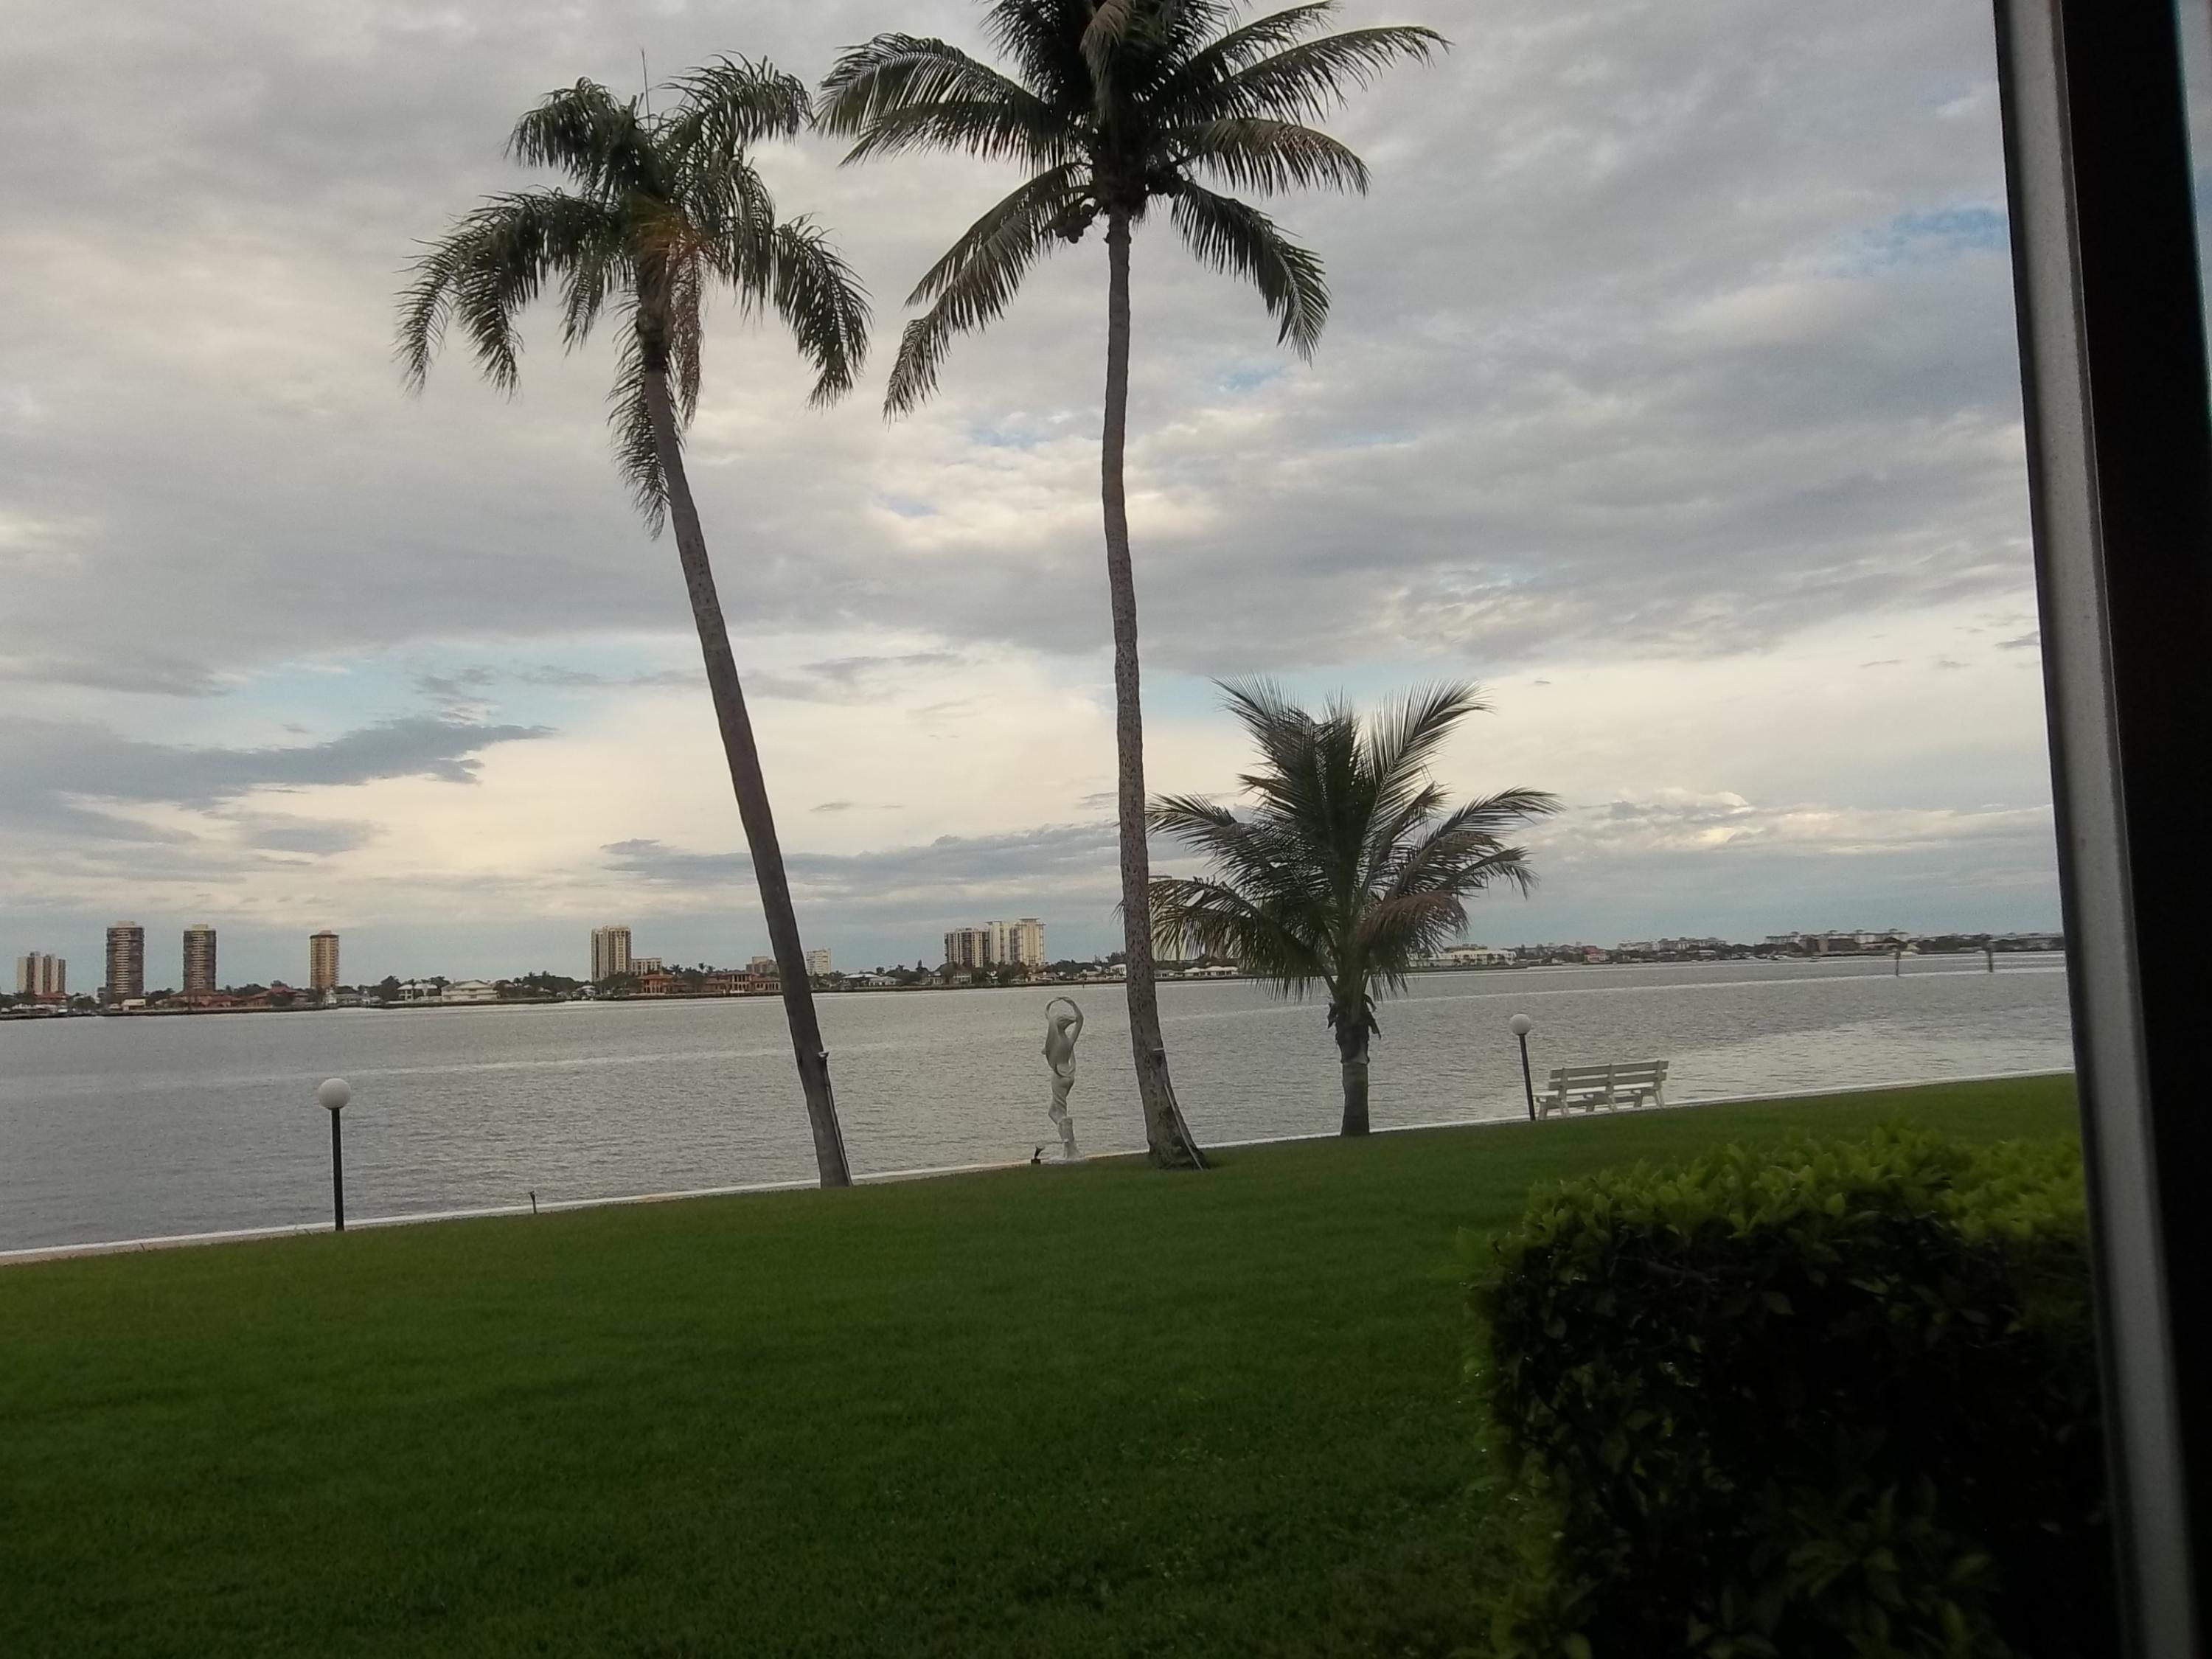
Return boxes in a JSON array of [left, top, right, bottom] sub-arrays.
[[820, 1, 1444, 1168], [1151, 682, 1555, 1136], [397, 61, 872, 1188]]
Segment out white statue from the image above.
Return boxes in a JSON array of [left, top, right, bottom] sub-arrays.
[[1043, 996, 1085, 1161]]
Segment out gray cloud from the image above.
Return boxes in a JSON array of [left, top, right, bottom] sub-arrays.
[[748, 652, 968, 703], [417, 664, 698, 707], [1538, 794, 2053, 861], [217, 811, 385, 856], [0, 652, 231, 698], [415, 667, 500, 706], [1500, 792, 2060, 942], [515, 664, 698, 689], [0, 0, 2037, 690], [594, 791, 2059, 961], [0, 715, 551, 828], [0, 0, 2078, 964], [605, 819, 1121, 905]]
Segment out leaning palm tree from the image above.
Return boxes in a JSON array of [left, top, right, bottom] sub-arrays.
[[398, 61, 872, 1188], [820, 1, 1444, 1168], [1151, 682, 1556, 1136]]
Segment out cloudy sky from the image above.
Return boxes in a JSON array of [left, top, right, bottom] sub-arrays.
[[1, 0, 2078, 987]]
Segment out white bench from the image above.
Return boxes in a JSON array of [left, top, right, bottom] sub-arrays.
[[1539, 1060, 1669, 1117]]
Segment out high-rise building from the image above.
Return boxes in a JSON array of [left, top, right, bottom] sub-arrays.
[[943, 927, 991, 970], [309, 931, 340, 991], [988, 919, 1046, 967], [747, 955, 778, 978], [631, 956, 665, 977], [105, 922, 145, 1001], [590, 925, 633, 982], [183, 925, 218, 998], [947, 920, 1046, 972], [805, 947, 832, 976], [14, 953, 66, 999]]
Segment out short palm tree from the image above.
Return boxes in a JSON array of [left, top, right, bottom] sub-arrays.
[[820, 1, 1445, 1168], [397, 61, 871, 1188], [1151, 682, 1556, 1136]]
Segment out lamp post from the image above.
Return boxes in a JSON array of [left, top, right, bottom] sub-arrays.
[[1509, 1014, 1537, 1120], [317, 1077, 351, 1232]]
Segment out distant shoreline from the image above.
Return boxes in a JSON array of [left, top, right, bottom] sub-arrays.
[[1, 946, 2068, 1024]]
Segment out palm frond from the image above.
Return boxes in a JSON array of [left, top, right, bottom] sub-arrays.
[[1175, 26, 1448, 124], [606, 309, 670, 532], [848, 97, 1081, 168], [1166, 184, 1329, 357], [1363, 683, 1489, 821], [1170, 117, 1371, 195], [554, 232, 634, 349], [1354, 890, 1470, 988], [397, 191, 627, 391], [661, 56, 810, 168], [1152, 682, 1551, 1026], [1425, 785, 1562, 838], [1377, 791, 1557, 901], [1152, 3, 1340, 116], [668, 257, 704, 422], [1081, 0, 1138, 98], [818, 35, 1075, 167], [772, 220, 873, 406], [886, 166, 1089, 414], [1149, 795, 1318, 910], [1147, 790, 1239, 839], [508, 80, 653, 197], [1149, 875, 1329, 988], [684, 152, 782, 306], [1217, 678, 1326, 807], [979, 0, 1097, 108], [405, 59, 870, 542]]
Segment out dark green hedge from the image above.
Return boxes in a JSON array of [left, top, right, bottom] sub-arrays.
[[1470, 1124, 2108, 1658]]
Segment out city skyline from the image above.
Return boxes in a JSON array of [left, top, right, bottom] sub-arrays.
[[5, 912, 2067, 998], [0, 0, 2064, 978]]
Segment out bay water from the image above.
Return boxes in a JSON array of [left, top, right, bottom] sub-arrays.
[[0, 957, 2072, 1253]]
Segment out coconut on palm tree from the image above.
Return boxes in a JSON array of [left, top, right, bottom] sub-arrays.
[[397, 60, 871, 1187], [1150, 682, 1555, 1136], [820, 1, 1445, 1168]]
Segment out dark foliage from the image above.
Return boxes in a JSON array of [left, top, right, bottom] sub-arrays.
[[1471, 1124, 2110, 1658]]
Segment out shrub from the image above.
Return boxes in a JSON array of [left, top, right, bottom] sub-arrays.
[[1470, 1124, 2108, 1658]]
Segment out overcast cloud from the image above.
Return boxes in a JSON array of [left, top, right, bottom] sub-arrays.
[[0, 0, 2073, 984]]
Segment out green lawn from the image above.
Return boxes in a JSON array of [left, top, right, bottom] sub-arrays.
[[0, 1077, 2079, 1658]]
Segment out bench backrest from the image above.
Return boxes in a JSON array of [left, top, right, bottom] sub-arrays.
[[1547, 1061, 1668, 1087]]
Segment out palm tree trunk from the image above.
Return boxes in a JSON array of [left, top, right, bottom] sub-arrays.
[[1338, 1026, 1372, 1137], [640, 365, 852, 1189], [1102, 210, 1203, 1172]]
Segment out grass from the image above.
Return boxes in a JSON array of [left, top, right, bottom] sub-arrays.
[[0, 1076, 2078, 1658]]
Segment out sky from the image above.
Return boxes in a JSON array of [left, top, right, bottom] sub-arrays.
[[0, 0, 2082, 988]]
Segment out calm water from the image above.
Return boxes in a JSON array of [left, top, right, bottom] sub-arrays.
[[0, 959, 2073, 1252]]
